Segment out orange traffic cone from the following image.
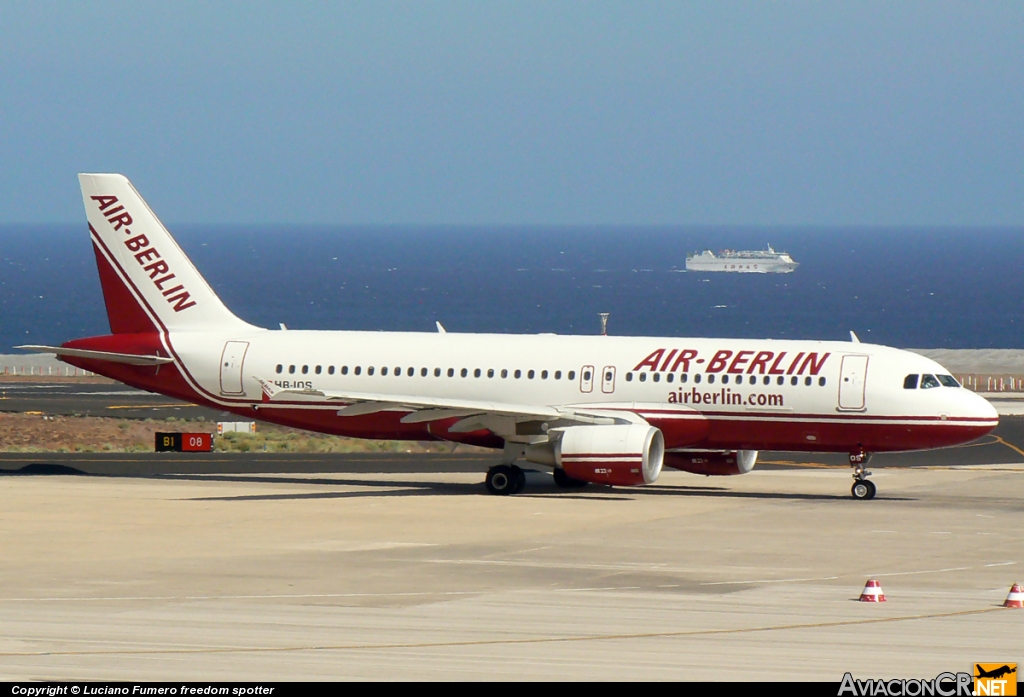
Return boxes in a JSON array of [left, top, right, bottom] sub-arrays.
[[859, 579, 886, 602], [1003, 583, 1023, 608]]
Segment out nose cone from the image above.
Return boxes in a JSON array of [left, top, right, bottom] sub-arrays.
[[967, 390, 999, 436]]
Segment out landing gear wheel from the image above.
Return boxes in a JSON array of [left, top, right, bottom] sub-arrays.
[[851, 479, 876, 500], [486, 465, 517, 495], [511, 465, 526, 494], [553, 468, 588, 489]]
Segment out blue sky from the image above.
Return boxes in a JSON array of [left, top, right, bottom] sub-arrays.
[[1, 2, 1021, 225]]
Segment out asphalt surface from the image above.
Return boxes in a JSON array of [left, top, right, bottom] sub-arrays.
[[0, 379, 221, 419], [1, 464, 1021, 680], [2, 382, 1023, 680]]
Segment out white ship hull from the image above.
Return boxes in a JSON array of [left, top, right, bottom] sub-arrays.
[[685, 247, 799, 273], [685, 258, 798, 273]]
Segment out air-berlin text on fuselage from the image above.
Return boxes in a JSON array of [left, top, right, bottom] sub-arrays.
[[90, 195, 197, 312], [633, 348, 830, 375]]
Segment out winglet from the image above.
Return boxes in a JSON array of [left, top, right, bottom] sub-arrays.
[[436, 321, 447, 334], [255, 377, 278, 403], [850, 331, 861, 343]]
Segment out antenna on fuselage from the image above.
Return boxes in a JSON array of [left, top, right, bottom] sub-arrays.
[[599, 312, 610, 336]]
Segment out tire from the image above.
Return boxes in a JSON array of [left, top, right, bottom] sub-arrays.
[[851, 479, 876, 500], [511, 466, 526, 494], [553, 468, 588, 489], [486, 465, 516, 495]]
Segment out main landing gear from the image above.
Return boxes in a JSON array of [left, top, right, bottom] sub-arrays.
[[849, 449, 876, 500], [485, 464, 526, 495], [485, 465, 590, 495], [552, 468, 588, 489]]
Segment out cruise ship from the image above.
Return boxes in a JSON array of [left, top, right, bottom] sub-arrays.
[[685, 245, 799, 273]]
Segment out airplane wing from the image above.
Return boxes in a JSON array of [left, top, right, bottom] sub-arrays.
[[254, 378, 639, 433], [16, 345, 174, 366]]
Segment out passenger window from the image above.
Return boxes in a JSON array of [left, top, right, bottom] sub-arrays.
[[341, 366, 348, 375], [395, 366, 401, 376], [275, 364, 283, 374], [487, 368, 494, 378], [555, 370, 561, 379], [938, 375, 960, 387], [681, 374, 688, 383], [501, 369, 508, 378], [749, 375, 757, 385], [434, 368, 441, 377], [626, 372, 633, 382], [667, 373, 674, 383], [903, 374, 919, 389], [473, 368, 481, 378], [528, 370, 535, 379], [708, 375, 715, 384], [653, 373, 660, 383], [777, 376, 784, 385], [568, 371, 576, 380], [289, 365, 296, 374], [448, 368, 455, 377], [368, 367, 375, 376], [541, 370, 548, 379], [639, 373, 647, 382], [515, 369, 522, 378], [920, 374, 940, 389], [461, 368, 468, 378], [790, 376, 798, 385], [763, 376, 770, 385], [818, 377, 826, 386], [722, 375, 729, 384], [410, 367, 416, 377], [381, 367, 388, 376], [354, 366, 361, 376], [695, 374, 702, 384], [804, 376, 812, 386], [583, 370, 591, 381], [328, 366, 335, 375], [315, 365, 322, 374], [302, 365, 309, 374]]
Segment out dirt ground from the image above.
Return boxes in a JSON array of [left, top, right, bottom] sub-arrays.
[[0, 412, 481, 454]]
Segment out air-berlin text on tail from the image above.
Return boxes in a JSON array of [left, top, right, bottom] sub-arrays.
[[90, 195, 197, 312], [634, 348, 831, 375]]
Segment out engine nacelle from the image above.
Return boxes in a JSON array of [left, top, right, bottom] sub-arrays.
[[664, 450, 758, 476], [526, 424, 664, 486]]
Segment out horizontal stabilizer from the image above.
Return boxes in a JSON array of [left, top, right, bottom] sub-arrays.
[[16, 345, 173, 366]]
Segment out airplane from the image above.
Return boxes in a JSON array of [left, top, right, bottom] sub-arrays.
[[975, 665, 1016, 680], [18, 174, 999, 500]]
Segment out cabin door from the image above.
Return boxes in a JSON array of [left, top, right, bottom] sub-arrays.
[[219, 341, 249, 395], [838, 354, 869, 411]]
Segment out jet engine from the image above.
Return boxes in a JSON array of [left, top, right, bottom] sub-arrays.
[[525, 424, 665, 486], [664, 450, 758, 476]]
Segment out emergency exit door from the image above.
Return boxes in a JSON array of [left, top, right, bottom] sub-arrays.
[[219, 341, 249, 395], [838, 354, 869, 411], [601, 366, 617, 393]]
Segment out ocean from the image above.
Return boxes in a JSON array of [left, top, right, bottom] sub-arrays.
[[1, 225, 1021, 351]]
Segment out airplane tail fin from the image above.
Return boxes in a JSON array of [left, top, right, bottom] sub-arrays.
[[78, 173, 255, 334]]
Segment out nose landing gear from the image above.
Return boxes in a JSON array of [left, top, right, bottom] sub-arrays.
[[849, 449, 876, 500]]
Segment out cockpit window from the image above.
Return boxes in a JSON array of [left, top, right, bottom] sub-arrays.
[[938, 374, 960, 387], [920, 374, 940, 389], [903, 374, 919, 390]]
